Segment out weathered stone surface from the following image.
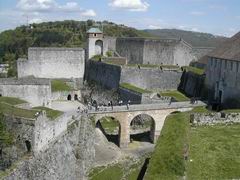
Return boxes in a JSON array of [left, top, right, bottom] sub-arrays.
[[17, 48, 85, 79], [192, 112, 240, 126], [2, 114, 95, 180], [0, 78, 51, 107]]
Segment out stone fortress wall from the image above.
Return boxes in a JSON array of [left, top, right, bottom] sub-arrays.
[[0, 78, 51, 107], [120, 66, 182, 90], [115, 38, 197, 66], [206, 57, 240, 107], [3, 114, 95, 180], [17, 48, 85, 79], [86, 61, 183, 90]]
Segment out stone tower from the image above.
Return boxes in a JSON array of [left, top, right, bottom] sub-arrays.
[[87, 27, 103, 59]]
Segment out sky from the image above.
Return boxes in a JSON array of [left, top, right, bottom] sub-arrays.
[[0, 0, 239, 37]]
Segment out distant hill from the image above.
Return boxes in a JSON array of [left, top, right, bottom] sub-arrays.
[[144, 29, 227, 47]]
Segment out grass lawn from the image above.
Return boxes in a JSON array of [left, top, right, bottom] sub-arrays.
[[160, 90, 189, 102], [0, 97, 27, 105], [51, 80, 72, 92], [0, 102, 37, 119], [145, 112, 189, 180], [89, 165, 123, 180], [186, 124, 240, 179], [222, 109, 240, 113], [88, 157, 147, 180], [182, 66, 205, 75], [145, 107, 240, 180], [120, 83, 151, 94], [99, 117, 119, 134], [32, 106, 63, 120]]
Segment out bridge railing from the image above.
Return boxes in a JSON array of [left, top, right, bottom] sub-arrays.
[[88, 101, 206, 114]]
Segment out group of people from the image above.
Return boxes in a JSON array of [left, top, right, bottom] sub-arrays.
[[80, 99, 132, 112], [190, 97, 198, 104]]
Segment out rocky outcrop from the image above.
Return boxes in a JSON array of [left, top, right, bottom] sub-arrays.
[[3, 114, 95, 180]]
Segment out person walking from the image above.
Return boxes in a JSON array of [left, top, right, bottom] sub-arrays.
[[110, 101, 113, 110]]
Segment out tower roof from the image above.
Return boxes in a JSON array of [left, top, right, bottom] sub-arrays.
[[87, 27, 102, 34]]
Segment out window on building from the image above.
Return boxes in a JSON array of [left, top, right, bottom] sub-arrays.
[[225, 60, 227, 68], [211, 58, 213, 66], [215, 59, 217, 67], [231, 62, 233, 71], [94, 33, 97, 37], [237, 62, 239, 72]]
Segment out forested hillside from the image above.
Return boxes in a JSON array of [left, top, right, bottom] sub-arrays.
[[0, 20, 151, 76], [144, 29, 227, 47]]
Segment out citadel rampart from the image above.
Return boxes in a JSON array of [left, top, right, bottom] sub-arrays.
[[120, 66, 182, 90], [17, 48, 85, 79], [86, 60, 122, 89], [86, 61, 183, 90], [115, 38, 196, 66], [0, 78, 51, 107]]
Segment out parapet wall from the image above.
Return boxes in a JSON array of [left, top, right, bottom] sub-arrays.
[[0, 78, 51, 107], [17, 48, 85, 79], [121, 67, 183, 90]]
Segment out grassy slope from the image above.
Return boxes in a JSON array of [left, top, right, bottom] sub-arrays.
[[145, 112, 189, 180], [160, 90, 190, 102], [0, 102, 37, 119], [146, 108, 240, 179], [51, 80, 72, 92], [120, 83, 151, 94], [88, 157, 147, 180], [89, 165, 123, 180], [0, 97, 27, 105], [32, 106, 63, 120], [0, 113, 13, 146], [182, 66, 205, 75]]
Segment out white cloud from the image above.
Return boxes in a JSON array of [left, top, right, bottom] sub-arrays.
[[148, 25, 161, 29], [80, 9, 96, 17], [109, 0, 149, 12], [190, 11, 205, 16], [29, 18, 43, 24], [16, 0, 97, 15], [17, 0, 57, 12]]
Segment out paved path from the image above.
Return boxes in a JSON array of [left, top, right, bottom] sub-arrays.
[[51, 100, 84, 118], [89, 101, 206, 114]]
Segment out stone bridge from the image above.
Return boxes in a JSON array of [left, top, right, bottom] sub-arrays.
[[89, 101, 205, 148]]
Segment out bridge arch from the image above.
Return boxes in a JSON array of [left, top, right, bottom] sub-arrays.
[[129, 114, 156, 143], [95, 116, 121, 146]]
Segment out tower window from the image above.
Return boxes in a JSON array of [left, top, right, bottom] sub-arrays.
[[94, 33, 97, 37]]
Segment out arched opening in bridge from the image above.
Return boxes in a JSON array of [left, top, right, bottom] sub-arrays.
[[95, 40, 103, 56], [130, 114, 155, 144], [67, 94, 71, 101], [96, 116, 121, 147]]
